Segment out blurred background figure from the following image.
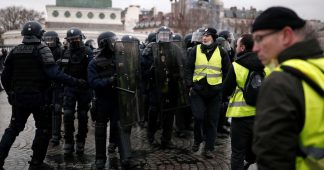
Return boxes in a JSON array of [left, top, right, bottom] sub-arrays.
[[218, 31, 235, 62], [43, 30, 65, 146]]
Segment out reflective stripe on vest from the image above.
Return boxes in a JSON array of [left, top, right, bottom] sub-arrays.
[[226, 62, 256, 117], [193, 44, 222, 85], [277, 58, 324, 170]]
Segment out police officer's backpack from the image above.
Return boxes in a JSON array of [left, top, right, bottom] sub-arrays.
[[242, 70, 266, 106]]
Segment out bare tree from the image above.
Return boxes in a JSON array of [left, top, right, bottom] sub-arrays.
[[0, 6, 45, 44], [170, 0, 212, 35]]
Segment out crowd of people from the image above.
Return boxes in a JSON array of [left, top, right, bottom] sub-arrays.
[[0, 6, 323, 170]]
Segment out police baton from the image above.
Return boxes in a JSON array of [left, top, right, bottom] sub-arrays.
[[114, 86, 135, 95]]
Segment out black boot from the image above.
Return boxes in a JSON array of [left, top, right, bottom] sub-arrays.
[[95, 123, 107, 163], [95, 159, 106, 169], [121, 159, 139, 170], [63, 142, 74, 155], [0, 158, 4, 170], [108, 143, 117, 153], [28, 160, 54, 170], [75, 142, 85, 155]]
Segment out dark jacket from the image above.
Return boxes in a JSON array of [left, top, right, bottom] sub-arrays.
[[1, 43, 79, 93], [184, 43, 231, 96], [253, 39, 324, 170], [87, 51, 116, 98], [222, 51, 264, 100]]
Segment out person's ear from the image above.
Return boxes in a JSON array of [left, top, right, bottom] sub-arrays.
[[281, 26, 294, 47], [240, 44, 246, 52]]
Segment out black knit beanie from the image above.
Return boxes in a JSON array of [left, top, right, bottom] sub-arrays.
[[203, 27, 218, 41], [252, 6, 306, 32]]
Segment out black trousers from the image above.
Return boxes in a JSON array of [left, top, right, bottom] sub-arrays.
[[190, 89, 222, 151], [147, 90, 175, 143], [230, 116, 256, 170], [0, 105, 51, 164]]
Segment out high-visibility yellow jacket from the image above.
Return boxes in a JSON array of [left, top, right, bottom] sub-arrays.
[[193, 44, 222, 85], [278, 58, 324, 170], [226, 62, 270, 117]]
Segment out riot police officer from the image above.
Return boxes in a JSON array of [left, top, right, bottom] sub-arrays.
[[0, 21, 86, 170], [191, 27, 205, 45], [88, 31, 137, 169], [43, 31, 64, 146], [139, 32, 156, 128], [172, 33, 183, 41], [184, 33, 195, 50], [85, 39, 96, 51], [143, 26, 185, 148], [85, 39, 97, 56], [218, 30, 235, 62], [60, 27, 93, 155]]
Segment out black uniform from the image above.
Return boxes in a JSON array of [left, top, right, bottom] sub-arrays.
[[60, 45, 92, 155], [49, 45, 65, 145], [0, 40, 82, 169]]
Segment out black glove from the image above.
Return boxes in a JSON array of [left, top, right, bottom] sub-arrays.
[[107, 75, 117, 87], [77, 79, 88, 89]]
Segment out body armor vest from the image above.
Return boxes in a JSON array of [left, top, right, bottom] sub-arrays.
[[94, 53, 115, 79], [61, 47, 88, 80], [11, 44, 48, 89], [51, 46, 63, 62]]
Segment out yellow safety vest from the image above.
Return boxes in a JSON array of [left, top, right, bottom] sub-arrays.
[[193, 44, 222, 85], [277, 58, 324, 170], [226, 62, 270, 117]]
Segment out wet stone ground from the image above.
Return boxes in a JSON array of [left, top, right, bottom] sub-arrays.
[[0, 91, 256, 170]]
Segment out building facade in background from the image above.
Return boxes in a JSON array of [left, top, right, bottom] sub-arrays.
[[1, 0, 324, 48], [2, 0, 147, 45], [133, 0, 261, 36]]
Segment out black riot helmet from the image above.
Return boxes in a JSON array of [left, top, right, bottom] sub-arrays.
[[43, 31, 60, 48], [147, 32, 156, 43], [184, 33, 194, 48], [97, 31, 118, 52], [65, 27, 85, 49], [21, 21, 45, 43], [191, 27, 205, 44], [121, 35, 139, 42], [172, 33, 183, 41], [219, 30, 234, 43], [85, 39, 97, 50], [156, 26, 172, 42]]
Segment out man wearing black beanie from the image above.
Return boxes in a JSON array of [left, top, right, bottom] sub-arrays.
[[251, 6, 324, 170], [184, 27, 230, 158]]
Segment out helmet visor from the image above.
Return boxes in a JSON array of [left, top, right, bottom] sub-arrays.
[[66, 36, 81, 43], [191, 31, 203, 43], [87, 41, 97, 49], [44, 36, 56, 47], [157, 31, 170, 42]]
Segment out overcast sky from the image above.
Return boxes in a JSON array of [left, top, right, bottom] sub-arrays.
[[0, 0, 323, 21]]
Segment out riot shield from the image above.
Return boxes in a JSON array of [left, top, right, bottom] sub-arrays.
[[171, 41, 190, 107], [152, 41, 189, 114], [114, 41, 140, 128]]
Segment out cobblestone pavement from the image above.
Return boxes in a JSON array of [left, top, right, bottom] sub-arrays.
[[0, 91, 257, 170]]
